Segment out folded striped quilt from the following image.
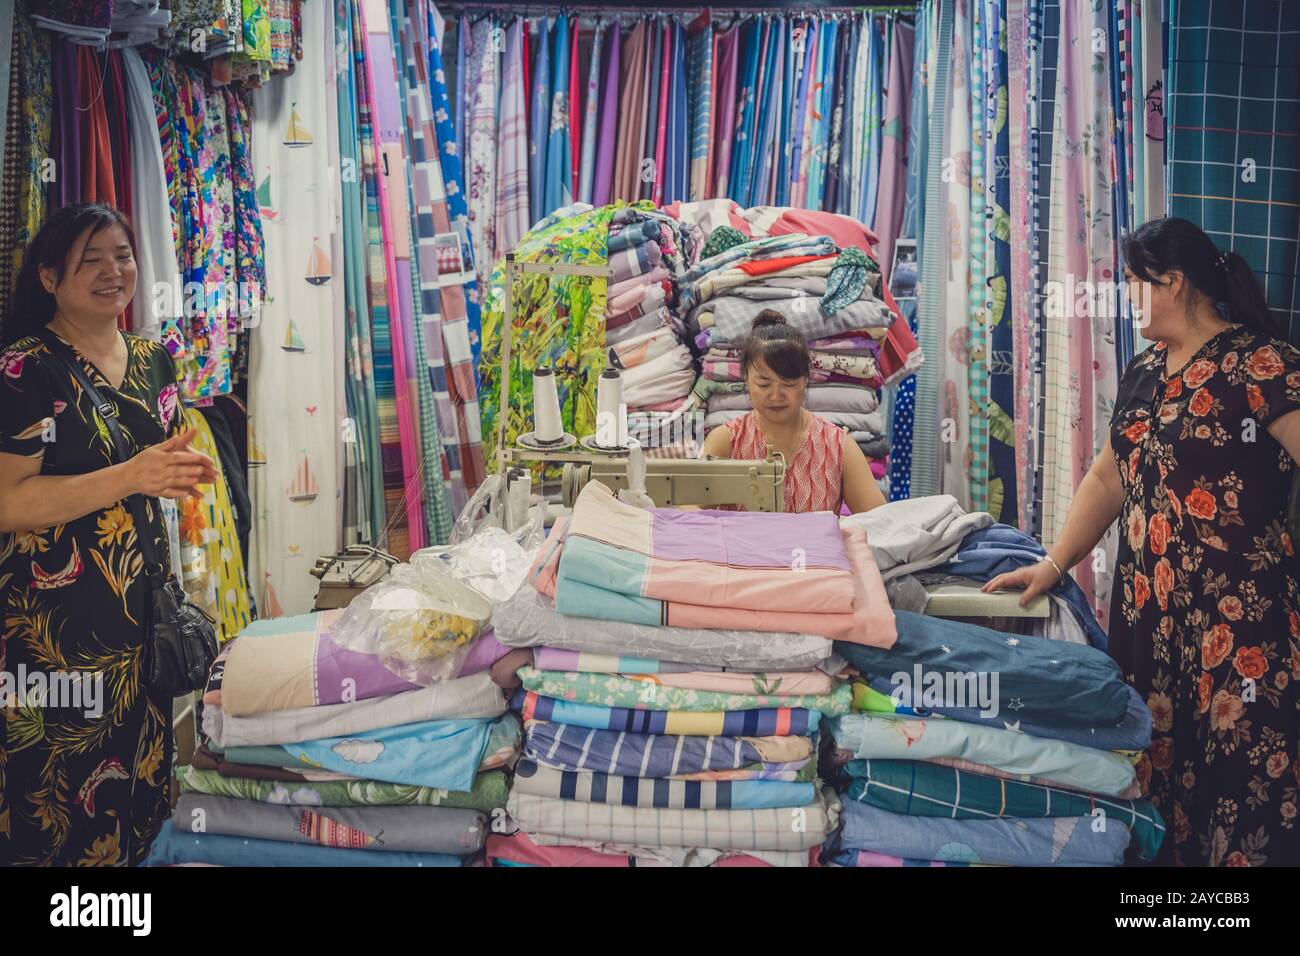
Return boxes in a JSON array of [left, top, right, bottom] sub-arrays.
[[534, 481, 896, 645], [517, 666, 852, 715], [522, 719, 813, 778], [173, 794, 487, 855], [838, 800, 1131, 867], [606, 218, 662, 252], [843, 758, 1165, 862], [514, 690, 822, 737], [512, 759, 815, 810], [827, 714, 1138, 798], [609, 235, 663, 284], [506, 791, 831, 851]]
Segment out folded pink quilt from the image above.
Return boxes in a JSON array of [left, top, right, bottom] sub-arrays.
[[526, 483, 895, 647]]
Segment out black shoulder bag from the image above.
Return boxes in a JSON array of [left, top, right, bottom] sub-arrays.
[[38, 331, 218, 700]]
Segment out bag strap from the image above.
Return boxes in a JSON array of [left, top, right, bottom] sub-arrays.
[[36, 329, 169, 583]]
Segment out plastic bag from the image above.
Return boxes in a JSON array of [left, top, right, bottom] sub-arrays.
[[410, 526, 536, 606], [332, 562, 493, 686], [450, 472, 546, 552]]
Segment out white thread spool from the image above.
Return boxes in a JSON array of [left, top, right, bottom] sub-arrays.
[[596, 368, 626, 447], [532, 366, 563, 443]]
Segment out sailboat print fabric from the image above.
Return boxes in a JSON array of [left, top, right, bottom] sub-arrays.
[[249, 0, 343, 616]]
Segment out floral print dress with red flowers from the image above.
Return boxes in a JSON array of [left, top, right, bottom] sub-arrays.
[[0, 332, 183, 866], [1110, 325, 1300, 867]]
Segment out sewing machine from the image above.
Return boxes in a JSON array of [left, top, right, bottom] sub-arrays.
[[497, 255, 790, 512], [496, 255, 1047, 621]]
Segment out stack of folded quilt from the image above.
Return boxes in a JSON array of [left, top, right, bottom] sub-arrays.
[[146, 608, 521, 867], [486, 480, 900, 866], [819, 608, 1163, 867], [678, 229, 894, 481], [605, 207, 701, 450]]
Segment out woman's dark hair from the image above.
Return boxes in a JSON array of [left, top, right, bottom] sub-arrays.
[[6, 202, 136, 344], [740, 310, 810, 380], [1122, 216, 1279, 337]]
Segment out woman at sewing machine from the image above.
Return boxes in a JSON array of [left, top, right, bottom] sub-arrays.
[[700, 312, 887, 514]]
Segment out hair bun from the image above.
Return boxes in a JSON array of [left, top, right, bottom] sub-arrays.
[[751, 311, 788, 330]]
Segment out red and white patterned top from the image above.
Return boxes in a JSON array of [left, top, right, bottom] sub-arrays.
[[724, 410, 845, 513]]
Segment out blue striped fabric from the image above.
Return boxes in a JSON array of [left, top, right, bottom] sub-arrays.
[[514, 690, 821, 737], [521, 719, 813, 778], [512, 759, 816, 810], [685, 15, 714, 201]]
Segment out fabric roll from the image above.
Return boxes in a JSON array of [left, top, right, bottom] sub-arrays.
[[712, 23, 739, 197], [122, 47, 179, 341], [495, 17, 530, 257], [543, 14, 573, 215], [577, 21, 603, 204], [592, 19, 620, 206]]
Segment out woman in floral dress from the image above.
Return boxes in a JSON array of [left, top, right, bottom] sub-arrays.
[[987, 218, 1300, 866], [0, 204, 217, 865]]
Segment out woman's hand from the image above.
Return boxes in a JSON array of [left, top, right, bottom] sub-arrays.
[[125, 428, 219, 499], [981, 559, 1062, 608]]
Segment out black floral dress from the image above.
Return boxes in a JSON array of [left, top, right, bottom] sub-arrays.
[[1110, 325, 1300, 867], [0, 331, 182, 866]]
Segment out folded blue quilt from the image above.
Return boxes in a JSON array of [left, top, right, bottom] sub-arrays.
[[836, 800, 1131, 866], [834, 610, 1129, 728], [222, 717, 493, 793], [145, 822, 464, 867]]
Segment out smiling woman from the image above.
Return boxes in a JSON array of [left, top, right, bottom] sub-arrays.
[[0, 202, 220, 866], [700, 310, 887, 515]]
